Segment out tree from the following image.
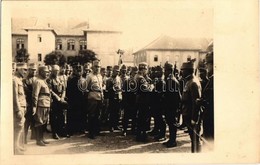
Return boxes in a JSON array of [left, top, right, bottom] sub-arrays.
[[15, 48, 30, 62], [67, 49, 98, 66], [44, 51, 67, 66]]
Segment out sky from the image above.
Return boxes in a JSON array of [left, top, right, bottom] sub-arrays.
[[6, 0, 213, 51]]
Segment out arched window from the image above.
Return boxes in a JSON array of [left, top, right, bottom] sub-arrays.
[[56, 39, 62, 50], [67, 39, 75, 50], [79, 40, 87, 50], [16, 38, 24, 49]]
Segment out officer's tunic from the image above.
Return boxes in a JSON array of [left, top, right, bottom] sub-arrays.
[[32, 78, 51, 127], [181, 74, 202, 153]]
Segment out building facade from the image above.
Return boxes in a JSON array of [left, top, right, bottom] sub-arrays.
[[12, 18, 122, 67], [133, 35, 212, 69]]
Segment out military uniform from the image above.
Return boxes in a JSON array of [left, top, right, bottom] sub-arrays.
[[135, 62, 153, 142], [23, 63, 37, 143], [181, 61, 202, 153], [32, 66, 51, 146], [162, 62, 181, 147], [106, 65, 122, 131], [122, 66, 138, 135], [13, 63, 27, 154], [84, 60, 103, 139], [48, 65, 67, 139]]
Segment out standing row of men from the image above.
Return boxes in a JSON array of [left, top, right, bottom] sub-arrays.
[[13, 51, 214, 154]]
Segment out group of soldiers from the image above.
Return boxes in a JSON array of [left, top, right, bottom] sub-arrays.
[[13, 51, 214, 154]]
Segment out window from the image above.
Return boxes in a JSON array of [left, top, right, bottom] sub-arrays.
[[38, 54, 42, 62], [38, 35, 42, 42], [67, 39, 75, 50], [56, 39, 62, 50], [154, 55, 158, 62], [16, 38, 24, 49], [79, 40, 87, 50]]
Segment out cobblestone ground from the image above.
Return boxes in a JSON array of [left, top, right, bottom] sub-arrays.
[[23, 126, 192, 154]]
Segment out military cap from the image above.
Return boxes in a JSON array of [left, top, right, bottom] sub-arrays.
[[113, 65, 120, 71], [38, 65, 49, 72], [16, 62, 28, 69], [101, 67, 106, 72], [205, 52, 213, 64], [120, 64, 127, 71], [28, 63, 38, 70], [181, 61, 195, 70], [93, 59, 101, 67], [107, 66, 113, 71], [127, 66, 132, 71], [52, 64, 60, 71], [131, 66, 138, 73], [164, 61, 174, 70], [138, 62, 148, 70]]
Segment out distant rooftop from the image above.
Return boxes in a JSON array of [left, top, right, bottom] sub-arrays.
[[133, 35, 212, 54], [12, 17, 121, 36]]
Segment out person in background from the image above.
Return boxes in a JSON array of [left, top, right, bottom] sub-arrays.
[[181, 60, 202, 153], [106, 65, 122, 132], [13, 62, 27, 154], [32, 65, 51, 146], [23, 63, 37, 144]]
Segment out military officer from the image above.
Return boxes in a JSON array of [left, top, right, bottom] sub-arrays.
[[13, 62, 27, 154], [181, 60, 202, 153], [162, 62, 181, 147], [201, 52, 214, 142], [106, 65, 122, 132], [198, 61, 209, 91], [83, 59, 103, 139], [48, 65, 67, 139], [135, 62, 154, 142], [23, 63, 37, 144], [151, 66, 167, 141], [32, 65, 51, 146], [122, 66, 138, 136]]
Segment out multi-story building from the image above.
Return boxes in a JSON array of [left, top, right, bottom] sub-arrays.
[[12, 18, 122, 67], [133, 35, 212, 69]]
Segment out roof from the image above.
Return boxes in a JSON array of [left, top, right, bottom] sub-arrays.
[[133, 35, 212, 54], [12, 17, 89, 36]]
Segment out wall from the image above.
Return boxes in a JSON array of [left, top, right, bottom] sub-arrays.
[[87, 32, 122, 67], [27, 30, 55, 64]]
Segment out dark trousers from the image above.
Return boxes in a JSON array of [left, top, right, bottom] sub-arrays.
[[67, 105, 82, 135], [151, 103, 166, 136], [164, 105, 178, 142], [122, 103, 138, 132], [87, 100, 102, 136], [24, 106, 35, 142], [108, 99, 121, 128], [183, 114, 202, 153], [136, 102, 150, 133], [50, 103, 65, 136]]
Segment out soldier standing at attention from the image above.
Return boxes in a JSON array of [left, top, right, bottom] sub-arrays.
[[32, 66, 51, 146], [84, 60, 103, 139], [13, 62, 27, 154], [106, 65, 122, 132], [162, 62, 181, 148], [23, 63, 37, 144], [181, 61, 202, 153], [135, 62, 154, 142], [48, 65, 67, 139], [120, 64, 129, 130]]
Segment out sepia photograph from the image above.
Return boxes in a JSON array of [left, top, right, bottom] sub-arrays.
[[1, 0, 259, 164]]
